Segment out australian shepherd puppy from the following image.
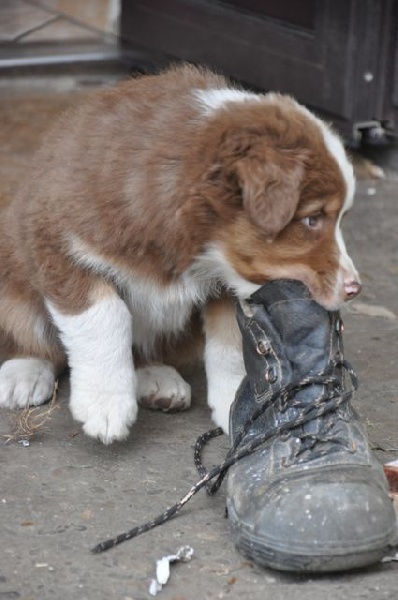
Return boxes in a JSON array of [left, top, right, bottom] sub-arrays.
[[0, 64, 361, 444]]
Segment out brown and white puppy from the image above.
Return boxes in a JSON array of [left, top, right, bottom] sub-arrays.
[[0, 64, 361, 443]]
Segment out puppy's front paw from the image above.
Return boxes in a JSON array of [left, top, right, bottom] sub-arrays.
[[70, 390, 138, 445], [0, 358, 55, 409], [136, 365, 191, 412]]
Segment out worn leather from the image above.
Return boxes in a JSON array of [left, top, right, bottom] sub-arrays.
[[226, 279, 397, 571], [231, 279, 368, 466]]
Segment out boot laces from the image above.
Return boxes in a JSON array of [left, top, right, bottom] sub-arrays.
[[91, 360, 357, 554], [204, 358, 358, 489], [273, 358, 358, 459]]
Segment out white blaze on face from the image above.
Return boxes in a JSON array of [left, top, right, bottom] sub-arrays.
[[336, 210, 359, 281], [293, 97, 359, 286], [315, 116, 361, 293], [327, 135, 360, 289]]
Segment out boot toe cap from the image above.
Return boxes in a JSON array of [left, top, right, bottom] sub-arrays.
[[227, 465, 398, 572]]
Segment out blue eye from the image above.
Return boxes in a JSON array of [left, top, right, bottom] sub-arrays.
[[302, 215, 321, 228]]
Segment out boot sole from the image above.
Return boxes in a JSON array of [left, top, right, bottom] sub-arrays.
[[227, 500, 397, 573]]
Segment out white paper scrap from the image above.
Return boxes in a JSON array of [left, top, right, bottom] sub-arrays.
[[149, 579, 162, 596], [148, 545, 194, 596], [156, 556, 171, 585]]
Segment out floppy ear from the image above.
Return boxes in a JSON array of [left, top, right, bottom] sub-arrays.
[[235, 152, 304, 240]]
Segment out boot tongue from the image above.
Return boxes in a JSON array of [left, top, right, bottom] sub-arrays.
[[251, 279, 312, 306], [250, 280, 334, 383]]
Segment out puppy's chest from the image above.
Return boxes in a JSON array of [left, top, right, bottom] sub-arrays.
[[120, 275, 212, 349]]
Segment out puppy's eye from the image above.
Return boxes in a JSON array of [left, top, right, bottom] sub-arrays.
[[302, 214, 322, 228]]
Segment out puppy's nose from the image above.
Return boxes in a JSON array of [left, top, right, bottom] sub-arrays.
[[344, 277, 362, 300]]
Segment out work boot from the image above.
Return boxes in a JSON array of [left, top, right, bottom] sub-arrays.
[[226, 279, 398, 572]]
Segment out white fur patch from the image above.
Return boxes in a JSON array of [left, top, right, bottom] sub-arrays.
[[122, 276, 211, 357], [46, 294, 136, 444], [136, 365, 191, 411], [319, 125, 355, 207], [335, 216, 360, 279], [0, 358, 55, 408], [194, 88, 261, 114], [68, 235, 218, 357]]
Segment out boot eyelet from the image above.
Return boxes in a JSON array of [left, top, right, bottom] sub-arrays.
[[265, 366, 278, 384], [257, 340, 271, 355], [335, 318, 344, 333]]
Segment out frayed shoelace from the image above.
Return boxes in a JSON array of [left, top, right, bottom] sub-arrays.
[[91, 360, 357, 554]]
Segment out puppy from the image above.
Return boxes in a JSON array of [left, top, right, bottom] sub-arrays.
[[0, 64, 361, 443]]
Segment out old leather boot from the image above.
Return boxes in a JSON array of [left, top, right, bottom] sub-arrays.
[[226, 279, 397, 572]]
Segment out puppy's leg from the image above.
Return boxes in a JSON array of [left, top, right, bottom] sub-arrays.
[[136, 364, 191, 412], [203, 298, 246, 433], [47, 286, 136, 444]]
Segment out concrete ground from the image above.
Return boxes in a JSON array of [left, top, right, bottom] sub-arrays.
[[1, 67, 398, 600]]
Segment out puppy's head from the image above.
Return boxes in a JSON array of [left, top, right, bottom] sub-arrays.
[[203, 94, 360, 310]]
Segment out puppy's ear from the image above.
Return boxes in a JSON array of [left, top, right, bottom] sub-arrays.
[[235, 153, 304, 240]]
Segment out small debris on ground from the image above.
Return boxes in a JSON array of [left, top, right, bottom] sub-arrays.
[[383, 459, 398, 501], [17, 439, 30, 447], [2, 381, 59, 444], [149, 545, 194, 596]]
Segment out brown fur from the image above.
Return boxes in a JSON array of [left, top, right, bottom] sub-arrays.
[[0, 64, 353, 368]]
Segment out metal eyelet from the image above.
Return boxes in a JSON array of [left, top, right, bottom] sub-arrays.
[[256, 339, 271, 356], [335, 318, 344, 333], [265, 366, 278, 384]]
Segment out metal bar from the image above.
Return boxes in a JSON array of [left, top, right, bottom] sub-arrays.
[[0, 43, 120, 69]]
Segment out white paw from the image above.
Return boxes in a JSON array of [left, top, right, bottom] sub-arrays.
[[0, 358, 55, 409], [136, 365, 191, 412], [70, 390, 138, 445]]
